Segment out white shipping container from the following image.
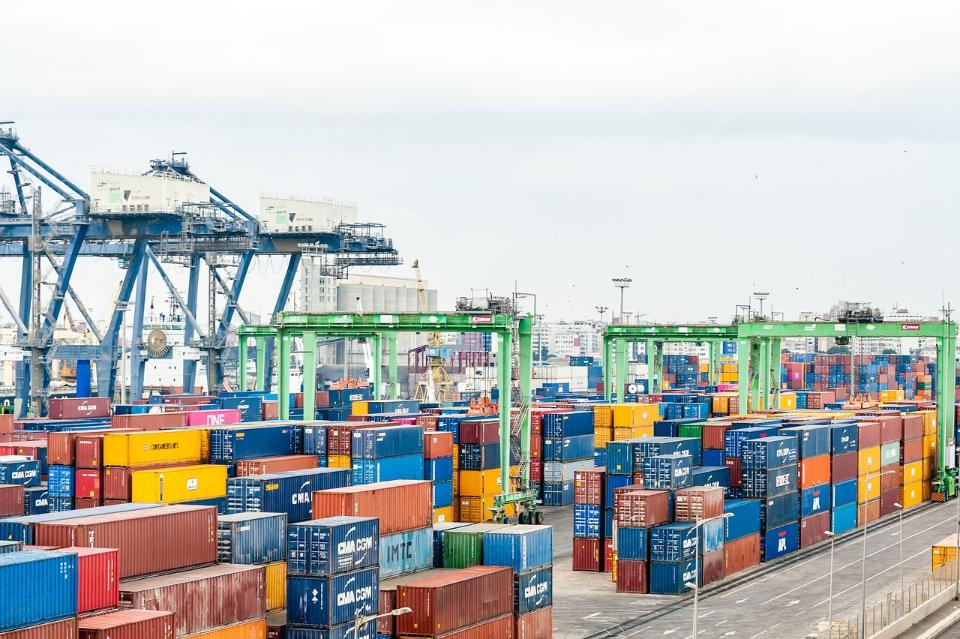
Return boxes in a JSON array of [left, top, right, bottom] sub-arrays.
[[90, 170, 210, 213], [259, 195, 358, 233]]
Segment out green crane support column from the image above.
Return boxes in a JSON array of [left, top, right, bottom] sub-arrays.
[[936, 330, 958, 495], [279, 332, 291, 420], [255, 337, 266, 391], [302, 331, 317, 421], [602, 334, 613, 402], [371, 334, 383, 400], [706, 340, 715, 386], [753, 340, 768, 412], [769, 337, 782, 412], [518, 316, 533, 489], [387, 333, 398, 400], [238, 337, 248, 392], [497, 328, 513, 495], [736, 338, 750, 414], [615, 338, 628, 402], [646, 339, 655, 393], [654, 342, 664, 393]]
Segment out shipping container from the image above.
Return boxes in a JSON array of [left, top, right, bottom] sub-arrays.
[[131, 464, 228, 504], [77, 610, 175, 639], [700, 547, 725, 585], [287, 567, 379, 628], [311, 480, 432, 535], [0, 618, 78, 639], [352, 425, 424, 459], [724, 499, 761, 542], [800, 485, 831, 517], [800, 511, 831, 548], [185, 409, 243, 428], [380, 527, 433, 578], [443, 523, 509, 568], [832, 452, 858, 483], [612, 488, 670, 528], [724, 533, 760, 576], [832, 503, 858, 535], [741, 436, 798, 469], [236, 455, 319, 477], [60, 546, 119, 613], [0, 502, 162, 544], [515, 606, 552, 639], [227, 468, 351, 524], [22, 487, 49, 515], [218, 512, 287, 565], [287, 516, 380, 576], [266, 560, 286, 612], [615, 558, 647, 593], [0, 550, 78, 631], [615, 526, 648, 560], [34, 504, 217, 578], [674, 486, 724, 522], [181, 619, 267, 639], [650, 523, 698, 562], [572, 537, 601, 571], [352, 454, 424, 485], [396, 565, 513, 636], [514, 565, 553, 613], [0, 485, 23, 517], [103, 430, 204, 468], [648, 559, 696, 595], [209, 424, 300, 462], [0, 458, 39, 487], [48, 397, 110, 419], [799, 455, 831, 490], [285, 624, 376, 639], [482, 525, 552, 573], [762, 522, 799, 562]]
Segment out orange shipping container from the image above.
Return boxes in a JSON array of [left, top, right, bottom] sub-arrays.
[[799, 455, 830, 490], [181, 619, 266, 639], [235, 455, 318, 477], [424, 432, 454, 459], [311, 480, 433, 535]]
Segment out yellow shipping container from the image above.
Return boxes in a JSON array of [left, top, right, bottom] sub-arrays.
[[923, 434, 937, 459], [460, 469, 503, 496], [452, 444, 459, 469], [593, 405, 613, 429], [923, 481, 931, 502], [858, 473, 880, 503], [182, 619, 266, 639], [858, 447, 881, 475], [900, 481, 923, 509], [351, 401, 369, 416], [614, 425, 653, 441], [779, 393, 796, 411], [104, 430, 204, 468], [433, 506, 455, 523], [199, 429, 210, 463], [919, 410, 938, 436], [923, 457, 935, 480], [902, 460, 923, 485], [327, 455, 351, 469], [879, 389, 905, 403], [131, 464, 227, 504], [265, 561, 286, 612], [458, 495, 513, 523], [931, 534, 960, 572], [594, 427, 613, 448], [712, 395, 729, 415]]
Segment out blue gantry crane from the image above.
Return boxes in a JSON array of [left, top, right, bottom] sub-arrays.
[[0, 123, 400, 416]]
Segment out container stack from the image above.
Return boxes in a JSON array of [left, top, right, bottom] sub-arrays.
[[783, 424, 832, 548], [351, 424, 425, 486], [877, 415, 903, 518], [614, 488, 671, 593], [675, 486, 726, 586], [722, 499, 761, 577], [102, 430, 205, 505], [458, 418, 508, 520], [483, 525, 554, 639], [857, 421, 882, 525], [830, 422, 859, 534], [216, 511, 288, 614], [741, 434, 800, 562], [573, 467, 604, 572], [424, 431, 455, 522], [542, 411, 594, 506], [226, 467, 351, 523]]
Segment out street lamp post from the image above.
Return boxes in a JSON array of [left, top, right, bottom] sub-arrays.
[[686, 512, 733, 639], [613, 278, 632, 323], [860, 469, 897, 638], [894, 503, 904, 607], [824, 530, 837, 638], [354, 607, 412, 635]]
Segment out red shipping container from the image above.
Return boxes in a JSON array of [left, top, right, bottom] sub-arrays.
[[327, 422, 380, 456], [60, 546, 119, 613], [799, 455, 831, 490], [0, 484, 23, 516], [574, 468, 604, 505], [424, 431, 454, 459], [0, 618, 78, 639], [401, 614, 514, 639], [529, 459, 542, 483], [235, 454, 318, 476], [75, 435, 104, 469], [880, 489, 900, 516], [878, 415, 903, 444], [702, 424, 731, 450], [902, 439, 923, 464], [857, 421, 882, 449], [0, 415, 11, 435], [572, 537, 601, 571], [529, 435, 542, 459], [613, 488, 670, 528], [75, 498, 100, 509], [0, 445, 17, 456], [604, 538, 615, 573], [902, 415, 924, 441], [119, 564, 265, 637], [674, 486, 724, 522], [858, 500, 880, 526], [312, 480, 432, 535], [48, 397, 111, 419], [14, 442, 47, 465], [34, 504, 217, 578], [459, 420, 500, 444], [724, 533, 760, 577], [78, 610, 175, 639], [881, 468, 900, 492], [831, 452, 858, 483], [75, 469, 101, 501], [396, 566, 512, 636], [49, 429, 110, 466], [110, 412, 187, 430], [800, 512, 830, 548], [700, 548, 725, 585], [185, 409, 242, 427], [724, 457, 742, 487], [261, 400, 279, 421], [515, 606, 552, 639], [615, 559, 648, 593]]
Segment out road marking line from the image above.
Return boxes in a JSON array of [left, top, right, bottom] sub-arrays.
[[813, 544, 933, 607], [582, 612, 600, 620]]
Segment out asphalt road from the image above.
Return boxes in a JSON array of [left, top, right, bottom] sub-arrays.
[[543, 499, 960, 639]]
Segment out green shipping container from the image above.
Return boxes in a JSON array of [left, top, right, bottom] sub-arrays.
[[442, 523, 510, 568], [880, 442, 900, 467], [678, 424, 704, 439]]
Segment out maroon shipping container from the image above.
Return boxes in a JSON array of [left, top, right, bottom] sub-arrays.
[[262, 400, 279, 421], [312, 480, 432, 535], [48, 397, 111, 419], [0, 618, 78, 639], [858, 500, 880, 526], [75, 498, 100, 510], [400, 614, 514, 639], [75, 469, 101, 501], [700, 548, 725, 585], [857, 421, 882, 450], [60, 546, 120, 613], [724, 533, 760, 577], [800, 512, 830, 548], [75, 435, 104, 469], [102, 461, 197, 501], [902, 439, 923, 464], [78, 609, 175, 639], [0, 415, 11, 435], [34, 504, 217, 578], [674, 486, 724, 522], [881, 468, 900, 492], [120, 564, 265, 636], [724, 457, 742, 487], [396, 566, 513, 636], [0, 484, 24, 516], [615, 559, 648, 593], [880, 489, 900, 516], [235, 455, 318, 477], [327, 422, 381, 456], [573, 468, 604, 505], [701, 424, 730, 450], [110, 412, 187, 430], [612, 488, 670, 528], [529, 459, 542, 483], [572, 537, 601, 571], [14, 442, 47, 466], [424, 431, 454, 459], [902, 414, 924, 441], [831, 452, 858, 483], [515, 606, 552, 639], [48, 429, 111, 466], [878, 415, 903, 444], [459, 420, 499, 444]]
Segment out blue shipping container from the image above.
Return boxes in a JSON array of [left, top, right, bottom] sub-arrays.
[[830, 423, 859, 455], [741, 465, 798, 498], [22, 487, 48, 515], [0, 541, 21, 554], [210, 424, 300, 462], [219, 396, 263, 422], [832, 478, 857, 508], [702, 449, 725, 467], [800, 485, 831, 518], [650, 523, 698, 562], [633, 437, 702, 466], [642, 454, 692, 490], [543, 411, 594, 438], [352, 425, 424, 459], [741, 436, 799, 469], [0, 459, 40, 488], [780, 425, 831, 459], [432, 481, 453, 508], [380, 527, 433, 578], [699, 518, 724, 554], [0, 550, 78, 631], [459, 443, 500, 470], [761, 492, 800, 530], [483, 525, 553, 573], [514, 565, 553, 614], [543, 435, 594, 462], [541, 481, 573, 506], [831, 503, 858, 535], [287, 516, 380, 576], [605, 441, 634, 475], [649, 559, 697, 595], [352, 454, 424, 485], [47, 465, 74, 496], [724, 499, 761, 542], [424, 457, 454, 482], [573, 505, 602, 539], [690, 466, 730, 491], [303, 424, 329, 456], [762, 522, 800, 561], [226, 468, 351, 524], [616, 526, 648, 560], [605, 474, 633, 505], [217, 512, 287, 564], [286, 567, 379, 628]]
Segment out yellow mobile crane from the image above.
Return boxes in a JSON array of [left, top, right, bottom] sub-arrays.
[[412, 260, 453, 402]]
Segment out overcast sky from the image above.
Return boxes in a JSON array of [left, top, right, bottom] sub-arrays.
[[3, 1, 959, 326]]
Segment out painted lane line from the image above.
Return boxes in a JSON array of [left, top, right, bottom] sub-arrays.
[[583, 612, 600, 620]]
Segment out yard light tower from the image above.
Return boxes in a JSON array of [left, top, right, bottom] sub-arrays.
[[613, 278, 632, 323], [753, 291, 770, 320]]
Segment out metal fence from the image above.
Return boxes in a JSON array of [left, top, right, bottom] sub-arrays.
[[813, 559, 959, 639]]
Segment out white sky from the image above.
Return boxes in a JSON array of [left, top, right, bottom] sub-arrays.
[[3, 1, 960, 325]]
